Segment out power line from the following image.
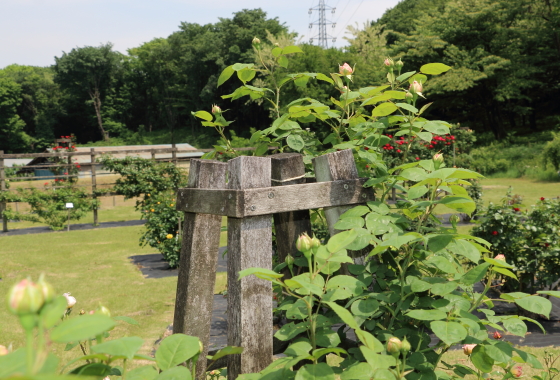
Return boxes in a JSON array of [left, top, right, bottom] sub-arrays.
[[335, 0, 367, 38], [308, 0, 337, 48]]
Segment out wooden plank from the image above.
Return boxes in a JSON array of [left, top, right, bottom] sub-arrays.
[[91, 149, 98, 225], [0, 150, 7, 232], [175, 178, 373, 217], [227, 156, 273, 379], [313, 149, 372, 265], [271, 153, 312, 279], [173, 159, 227, 380]]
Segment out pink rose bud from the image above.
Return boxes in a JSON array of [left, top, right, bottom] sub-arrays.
[[433, 153, 444, 163], [386, 337, 402, 356], [252, 37, 261, 45], [462, 344, 476, 355], [511, 366, 522, 378], [494, 254, 506, 261], [311, 235, 321, 248], [0, 345, 8, 356], [409, 80, 423, 94], [396, 59, 404, 67], [384, 58, 394, 67], [339, 63, 353, 76], [211, 104, 222, 115], [400, 337, 411, 354], [7, 279, 45, 315], [493, 331, 502, 339], [296, 233, 313, 253]]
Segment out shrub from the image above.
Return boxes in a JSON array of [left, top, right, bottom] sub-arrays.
[[542, 132, 560, 172]]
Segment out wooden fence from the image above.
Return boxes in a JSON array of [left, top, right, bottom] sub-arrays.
[[172, 150, 375, 379], [0, 146, 260, 233]]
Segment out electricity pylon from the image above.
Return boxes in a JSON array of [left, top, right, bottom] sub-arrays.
[[308, 0, 336, 48]]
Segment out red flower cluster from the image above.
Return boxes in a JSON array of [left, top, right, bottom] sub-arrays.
[[540, 197, 545, 201], [420, 134, 455, 149], [492, 231, 499, 236], [513, 207, 520, 212]]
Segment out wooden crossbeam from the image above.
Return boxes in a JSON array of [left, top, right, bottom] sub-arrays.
[[175, 178, 374, 217]]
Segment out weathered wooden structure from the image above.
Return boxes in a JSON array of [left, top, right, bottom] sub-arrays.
[[172, 150, 375, 379]]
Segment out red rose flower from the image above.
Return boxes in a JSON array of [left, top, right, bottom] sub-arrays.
[[364, 147, 369, 150], [44, 182, 48, 186], [492, 231, 499, 236], [513, 207, 520, 212], [429, 145, 434, 149], [397, 149, 401, 153], [416, 157, 420, 160], [540, 197, 545, 201], [493, 331, 502, 339]]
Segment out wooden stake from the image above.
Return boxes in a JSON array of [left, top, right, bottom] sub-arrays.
[[173, 159, 227, 379], [227, 156, 273, 379]]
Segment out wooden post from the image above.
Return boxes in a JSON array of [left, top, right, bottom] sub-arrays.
[[227, 156, 273, 379], [90, 148, 98, 226], [270, 153, 312, 278], [173, 159, 227, 380], [313, 149, 369, 265], [0, 150, 7, 232], [172, 143, 177, 166], [67, 155, 72, 181]]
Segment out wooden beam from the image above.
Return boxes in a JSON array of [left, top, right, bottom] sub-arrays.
[[227, 156, 273, 379], [175, 178, 373, 217], [270, 153, 312, 279], [172, 159, 227, 380]]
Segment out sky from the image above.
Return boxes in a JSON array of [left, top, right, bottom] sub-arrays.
[[1, 0, 401, 69]]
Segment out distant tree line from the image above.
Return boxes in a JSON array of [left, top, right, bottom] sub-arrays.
[[1, 1, 558, 153]]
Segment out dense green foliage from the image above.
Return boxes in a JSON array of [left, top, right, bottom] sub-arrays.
[[2, 3, 559, 154]]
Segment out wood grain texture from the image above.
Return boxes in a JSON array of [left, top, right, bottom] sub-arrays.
[[173, 159, 227, 380], [227, 156, 273, 379], [313, 149, 371, 265], [271, 153, 312, 279], [175, 179, 374, 217]]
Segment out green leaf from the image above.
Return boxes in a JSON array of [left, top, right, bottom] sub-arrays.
[[327, 229, 358, 253], [537, 291, 560, 298], [285, 340, 313, 357], [371, 102, 398, 117], [460, 262, 491, 286], [422, 121, 450, 135], [70, 363, 112, 376], [316, 73, 334, 84], [426, 256, 456, 274], [275, 322, 309, 341], [237, 68, 256, 84], [416, 132, 433, 142], [360, 347, 397, 370], [408, 185, 429, 199], [91, 337, 144, 360], [326, 275, 366, 298], [470, 345, 494, 373], [492, 266, 517, 280], [514, 296, 552, 318], [485, 342, 512, 363], [238, 267, 283, 281], [208, 346, 243, 362], [430, 321, 467, 345], [278, 55, 289, 69], [40, 295, 68, 329], [400, 168, 426, 181], [513, 348, 543, 369], [420, 63, 452, 75], [156, 366, 192, 380], [341, 205, 370, 218], [295, 363, 335, 380], [334, 217, 364, 230], [502, 317, 527, 337], [341, 363, 373, 380], [316, 328, 341, 347], [127, 365, 159, 380], [447, 240, 481, 263], [272, 47, 282, 57], [396, 71, 416, 82], [155, 334, 201, 371], [396, 103, 418, 113], [51, 314, 115, 343], [484, 257, 514, 268], [351, 298, 379, 318], [287, 134, 305, 151], [113, 316, 139, 325], [0, 348, 26, 377], [217, 66, 235, 87], [324, 302, 359, 330], [407, 309, 447, 320], [192, 110, 213, 122], [283, 46, 304, 55]]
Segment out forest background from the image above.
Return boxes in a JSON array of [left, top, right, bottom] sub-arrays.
[[1, 0, 559, 156]]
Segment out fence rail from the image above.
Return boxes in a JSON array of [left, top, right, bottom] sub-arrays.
[[0, 145, 264, 233]]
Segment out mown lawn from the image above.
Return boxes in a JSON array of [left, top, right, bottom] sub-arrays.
[[0, 225, 226, 365]]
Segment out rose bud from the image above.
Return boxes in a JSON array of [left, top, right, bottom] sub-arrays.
[[511, 366, 523, 378], [79, 309, 86, 315], [285, 254, 295, 266], [37, 275, 56, 304], [400, 337, 411, 354], [96, 305, 111, 317], [462, 344, 476, 355], [386, 337, 402, 356], [63, 292, 77, 309], [433, 153, 444, 163], [0, 345, 8, 356], [339, 63, 353, 76], [494, 254, 506, 260], [252, 37, 261, 45], [311, 234, 321, 248], [384, 58, 394, 67], [396, 59, 404, 68], [493, 331, 502, 339], [211, 104, 222, 115], [7, 279, 45, 315], [409, 80, 423, 94], [296, 233, 313, 253]]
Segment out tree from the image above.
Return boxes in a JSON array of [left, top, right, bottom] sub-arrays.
[[0, 77, 32, 152], [54, 43, 121, 141]]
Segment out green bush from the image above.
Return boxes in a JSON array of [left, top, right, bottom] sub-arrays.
[[472, 192, 560, 292], [542, 132, 560, 172]]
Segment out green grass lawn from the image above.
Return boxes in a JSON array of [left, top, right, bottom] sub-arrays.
[[0, 225, 226, 364]]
